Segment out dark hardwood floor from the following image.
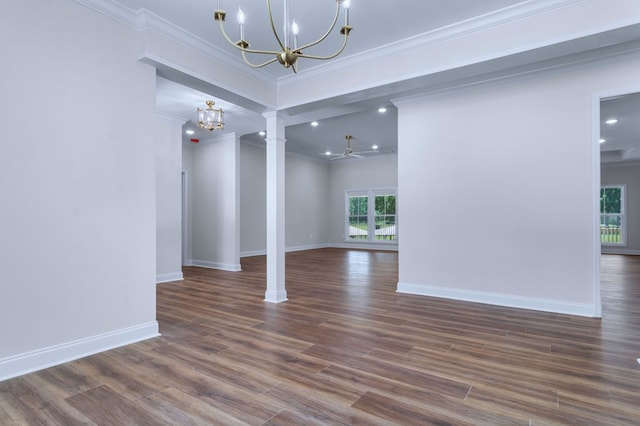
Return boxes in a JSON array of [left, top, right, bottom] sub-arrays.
[[1, 249, 639, 425]]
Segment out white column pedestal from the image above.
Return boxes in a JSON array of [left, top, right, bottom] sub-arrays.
[[263, 111, 288, 303]]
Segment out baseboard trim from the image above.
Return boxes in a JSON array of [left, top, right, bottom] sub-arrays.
[[396, 282, 599, 318], [286, 243, 330, 253], [240, 244, 397, 258], [191, 259, 242, 272], [240, 250, 266, 258], [0, 321, 160, 381], [241, 244, 330, 258], [330, 242, 398, 251], [156, 272, 184, 284], [601, 248, 640, 255], [264, 290, 288, 304]]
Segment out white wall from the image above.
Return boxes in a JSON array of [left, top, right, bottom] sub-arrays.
[[285, 155, 331, 251], [182, 143, 195, 265], [239, 143, 267, 255], [239, 144, 331, 256], [190, 134, 241, 271], [396, 55, 640, 317], [155, 117, 184, 283], [601, 164, 640, 254], [0, 0, 158, 380], [328, 155, 398, 249]]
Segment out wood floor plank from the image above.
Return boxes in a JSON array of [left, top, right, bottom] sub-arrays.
[[351, 391, 474, 426], [70, 350, 171, 401], [1, 390, 92, 426], [464, 383, 558, 421], [215, 346, 330, 378], [151, 342, 281, 395], [217, 323, 314, 353], [1, 250, 640, 424], [137, 387, 250, 425], [317, 363, 530, 424], [136, 348, 284, 425], [261, 382, 390, 426], [262, 409, 328, 426], [65, 384, 165, 425]]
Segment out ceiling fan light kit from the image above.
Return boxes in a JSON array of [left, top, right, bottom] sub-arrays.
[[323, 135, 378, 160], [214, 0, 352, 73]]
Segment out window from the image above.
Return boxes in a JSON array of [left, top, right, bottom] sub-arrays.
[[348, 194, 369, 240], [346, 189, 397, 242], [600, 185, 625, 245]]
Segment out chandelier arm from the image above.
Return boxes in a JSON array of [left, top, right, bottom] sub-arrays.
[[214, 0, 350, 71], [239, 47, 284, 56], [241, 51, 280, 68], [266, 0, 286, 51], [295, 0, 341, 52], [218, 19, 282, 56], [297, 32, 349, 61], [217, 18, 243, 48]]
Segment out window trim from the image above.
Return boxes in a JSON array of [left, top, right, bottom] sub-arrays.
[[345, 188, 397, 244], [600, 184, 626, 247]]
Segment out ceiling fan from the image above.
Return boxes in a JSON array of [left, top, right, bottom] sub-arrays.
[[322, 135, 378, 160]]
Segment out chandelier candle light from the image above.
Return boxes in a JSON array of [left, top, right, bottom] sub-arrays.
[[197, 101, 224, 132], [214, 0, 352, 73]]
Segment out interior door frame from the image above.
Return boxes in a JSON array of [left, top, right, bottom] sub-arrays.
[[593, 84, 640, 318], [181, 170, 190, 266]]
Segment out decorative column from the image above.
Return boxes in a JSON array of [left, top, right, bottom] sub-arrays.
[[263, 111, 288, 303]]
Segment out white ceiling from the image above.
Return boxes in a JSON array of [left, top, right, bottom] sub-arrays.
[[96, 0, 640, 162], [119, 0, 526, 79]]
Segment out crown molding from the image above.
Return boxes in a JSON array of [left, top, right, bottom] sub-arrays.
[[390, 40, 640, 108], [75, 0, 583, 92], [75, 0, 639, 114], [73, 0, 273, 87], [601, 159, 640, 168], [277, 0, 585, 86], [74, 0, 141, 29]]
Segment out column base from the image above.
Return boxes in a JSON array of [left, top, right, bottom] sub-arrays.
[[264, 290, 288, 304]]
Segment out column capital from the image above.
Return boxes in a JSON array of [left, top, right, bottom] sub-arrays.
[[262, 110, 289, 121]]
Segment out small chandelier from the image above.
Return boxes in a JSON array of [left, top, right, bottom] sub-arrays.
[[197, 101, 224, 132], [214, 0, 352, 73]]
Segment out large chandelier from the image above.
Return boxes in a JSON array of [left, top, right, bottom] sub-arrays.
[[214, 0, 352, 73], [197, 101, 224, 132]]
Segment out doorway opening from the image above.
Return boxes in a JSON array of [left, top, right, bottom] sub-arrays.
[[597, 89, 640, 318]]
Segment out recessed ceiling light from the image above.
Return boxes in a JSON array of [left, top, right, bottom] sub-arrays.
[[600, 139, 606, 144], [372, 145, 379, 150], [606, 118, 618, 125], [311, 121, 319, 127], [185, 129, 195, 135], [378, 107, 387, 113], [259, 131, 266, 136]]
